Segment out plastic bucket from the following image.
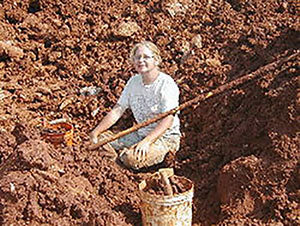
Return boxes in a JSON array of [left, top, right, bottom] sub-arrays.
[[139, 171, 194, 226], [42, 122, 73, 146]]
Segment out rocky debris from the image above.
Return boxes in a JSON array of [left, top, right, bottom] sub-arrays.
[[113, 21, 140, 37], [0, 41, 24, 60], [0, 0, 299, 225]]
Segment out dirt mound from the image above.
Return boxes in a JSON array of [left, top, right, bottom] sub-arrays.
[[0, 0, 299, 225]]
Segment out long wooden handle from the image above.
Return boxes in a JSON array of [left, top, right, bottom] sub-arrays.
[[88, 51, 299, 151]]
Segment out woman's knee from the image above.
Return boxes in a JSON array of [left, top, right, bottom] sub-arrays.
[[119, 150, 141, 170], [119, 148, 166, 170]]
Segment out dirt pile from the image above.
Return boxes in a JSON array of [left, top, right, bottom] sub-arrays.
[[0, 0, 299, 225]]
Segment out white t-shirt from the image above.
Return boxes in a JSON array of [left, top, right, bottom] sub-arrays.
[[117, 72, 181, 138]]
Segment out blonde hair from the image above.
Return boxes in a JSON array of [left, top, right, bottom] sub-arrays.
[[130, 41, 162, 65]]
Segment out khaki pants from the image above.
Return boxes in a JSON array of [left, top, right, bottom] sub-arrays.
[[99, 131, 180, 170]]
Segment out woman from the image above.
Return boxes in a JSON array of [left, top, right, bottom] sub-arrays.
[[90, 41, 181, 170]]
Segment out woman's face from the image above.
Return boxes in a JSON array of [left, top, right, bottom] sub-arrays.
[[133, 46, 158, 75]]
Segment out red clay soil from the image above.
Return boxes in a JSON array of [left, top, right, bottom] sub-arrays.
[[0, 0, 299, 225]]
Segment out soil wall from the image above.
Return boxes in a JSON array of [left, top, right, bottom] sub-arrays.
[[0, 0, 299, 225]]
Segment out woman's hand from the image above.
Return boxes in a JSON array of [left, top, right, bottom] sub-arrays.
[[134, 139, 151, 161], [132, 116, 174, 161], [89, 131, 98, 144]]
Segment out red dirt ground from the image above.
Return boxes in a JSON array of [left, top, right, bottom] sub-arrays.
[[0, 0, 299, 225]]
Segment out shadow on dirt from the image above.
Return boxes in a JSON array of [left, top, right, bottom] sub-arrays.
[[176, 29, 299, 224], [221, 28, 299, 80], [113, 203, 141, 226]]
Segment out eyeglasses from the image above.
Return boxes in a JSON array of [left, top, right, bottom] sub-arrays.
[[133, 55, 154, 61]]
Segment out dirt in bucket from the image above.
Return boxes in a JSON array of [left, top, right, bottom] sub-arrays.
[[0, 0, 299, 225], [143, 175, 191, 196]]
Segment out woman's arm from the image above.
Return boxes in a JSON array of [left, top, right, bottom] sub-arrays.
[[90, 104, 124, 143], [144, 115, 174, 143]]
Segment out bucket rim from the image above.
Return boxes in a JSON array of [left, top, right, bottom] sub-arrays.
[[42, 122, 73, 136]]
